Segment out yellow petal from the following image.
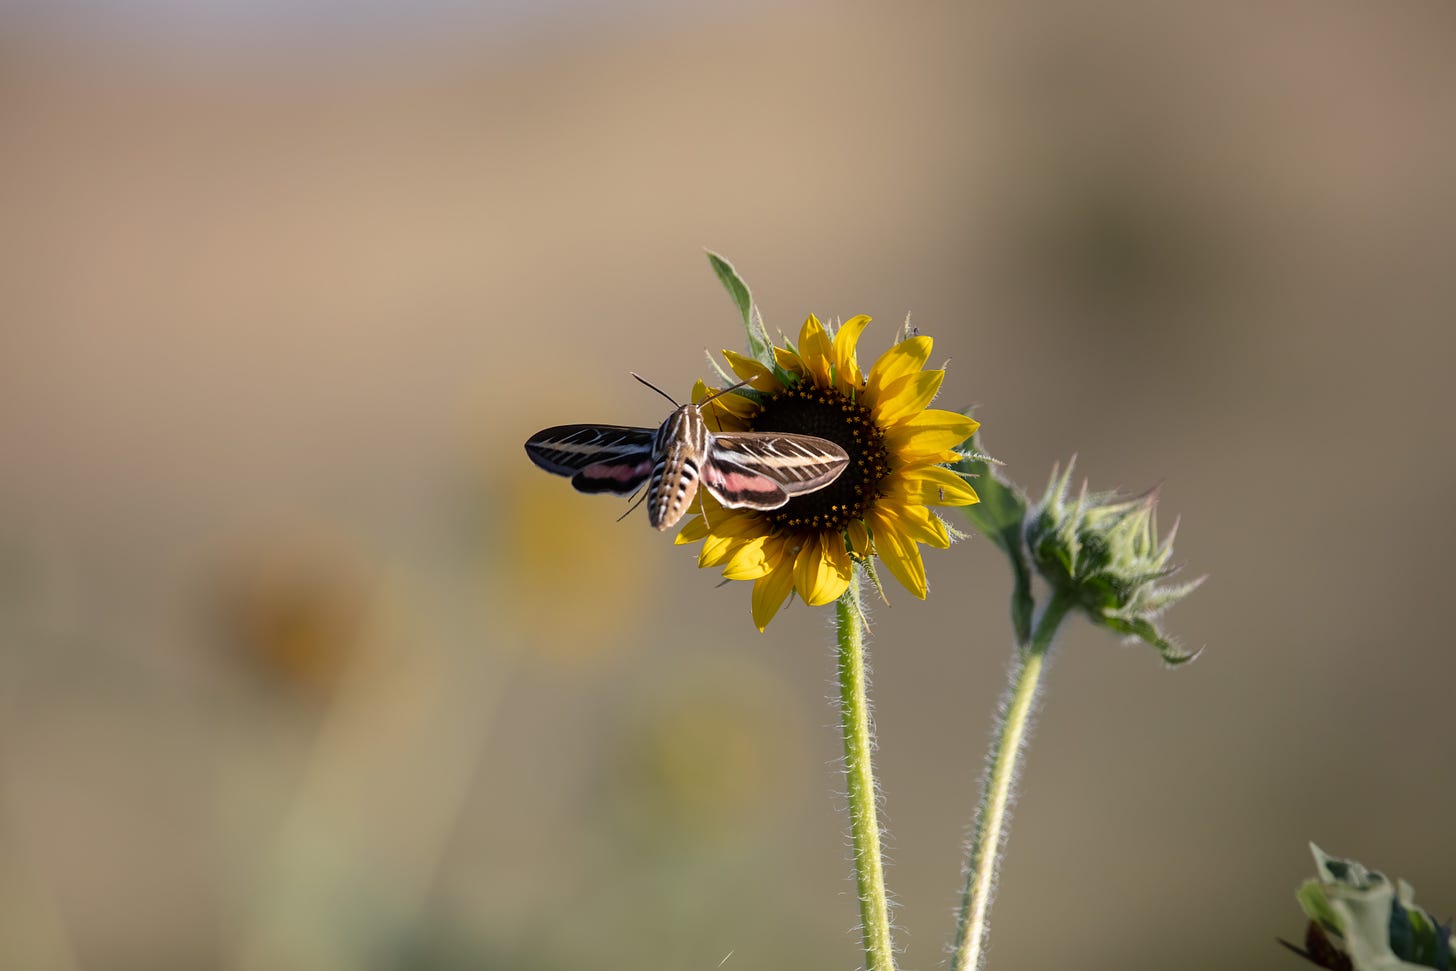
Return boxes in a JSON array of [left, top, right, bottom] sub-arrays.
[[832, 314, 872, 392], [882, 410, 979, 461], [888, 465, 980, 507], [872, 369, 944, 426], [709, 508, 762, 537], [699, 531, 744, 568], [846, 518, 871, 557], [692, 379, 758, 425], [721, 533, 786, 580], [675, 515, 710, 545], [797, 313, 825, 350], [695, 511, 764, 566], [773, 345, 806, 378], [822, 533, 854, 593], [703, 412, 751, 435], [751, 561, 797, 631], [797, 314, 834, 388], [722, 349, 783, 392], [710, 392, 759, 421], [893, 503, 951, 549], [868, 508, 928, 598], [864, 335, 933, 408], [793, 533, 852, 606]]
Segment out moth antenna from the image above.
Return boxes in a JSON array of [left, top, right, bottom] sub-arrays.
[[616, 488, 648, 523], [698, 378, 751, 406], [630, 372, 681, 408]]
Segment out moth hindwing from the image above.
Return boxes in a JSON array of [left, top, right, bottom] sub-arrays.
[[524, 391, 849, 531]]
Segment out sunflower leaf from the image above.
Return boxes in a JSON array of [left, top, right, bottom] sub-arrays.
[[1293, 845, 1456, 971], [705, 250, 768, 363], [954, 429, 1033, 644]]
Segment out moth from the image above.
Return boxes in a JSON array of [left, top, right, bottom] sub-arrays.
[[524, 377, 850, 531]]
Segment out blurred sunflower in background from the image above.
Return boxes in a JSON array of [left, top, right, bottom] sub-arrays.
[[676, 314, 980, 629], [215, 540, 372, 699], [498, 461, 655, 660]]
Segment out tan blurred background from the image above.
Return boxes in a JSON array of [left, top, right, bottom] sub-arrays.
[[1, 2, 1453, 969]]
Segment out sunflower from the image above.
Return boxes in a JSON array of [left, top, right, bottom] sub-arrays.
[[675, 314, 981, 630]]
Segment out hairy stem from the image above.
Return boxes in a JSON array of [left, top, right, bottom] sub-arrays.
[[836, 567, 897, 971], [950, 591, 1076, 971]]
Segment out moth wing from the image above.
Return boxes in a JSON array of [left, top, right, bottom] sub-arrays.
[[570, 457, 654, 496], [710, 432, 849, 495], [524, 424, 655, 481], [699, 456, 791, 511]]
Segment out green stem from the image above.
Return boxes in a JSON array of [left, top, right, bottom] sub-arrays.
[[835, 566, 897, 971], [950, 590, 1076, 971]]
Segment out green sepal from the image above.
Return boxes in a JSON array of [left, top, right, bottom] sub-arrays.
[[954, 429, 1033, 644], [704, 349, 737, 388], [1099, 615, 1199, 665], [705, 250, 771, 365]]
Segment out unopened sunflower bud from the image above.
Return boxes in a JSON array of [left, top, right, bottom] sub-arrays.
[[1025, 459, 1202, 664]]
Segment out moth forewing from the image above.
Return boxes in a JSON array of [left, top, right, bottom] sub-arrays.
[[695, 432, 848, 514], [708, 432, 849, 495]]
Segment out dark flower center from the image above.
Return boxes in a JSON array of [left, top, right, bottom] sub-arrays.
[[747, 383, 889, 532]]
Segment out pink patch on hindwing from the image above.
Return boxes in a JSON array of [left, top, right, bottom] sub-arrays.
[[704, 465, 779, 494], [583, 459, 652, 483], [572, 458, 654, 494]]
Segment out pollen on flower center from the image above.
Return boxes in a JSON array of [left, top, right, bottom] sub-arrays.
[[749, 384, 890, 532]]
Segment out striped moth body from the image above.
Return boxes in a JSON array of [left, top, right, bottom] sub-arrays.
[[524, 388, 850, 531]]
